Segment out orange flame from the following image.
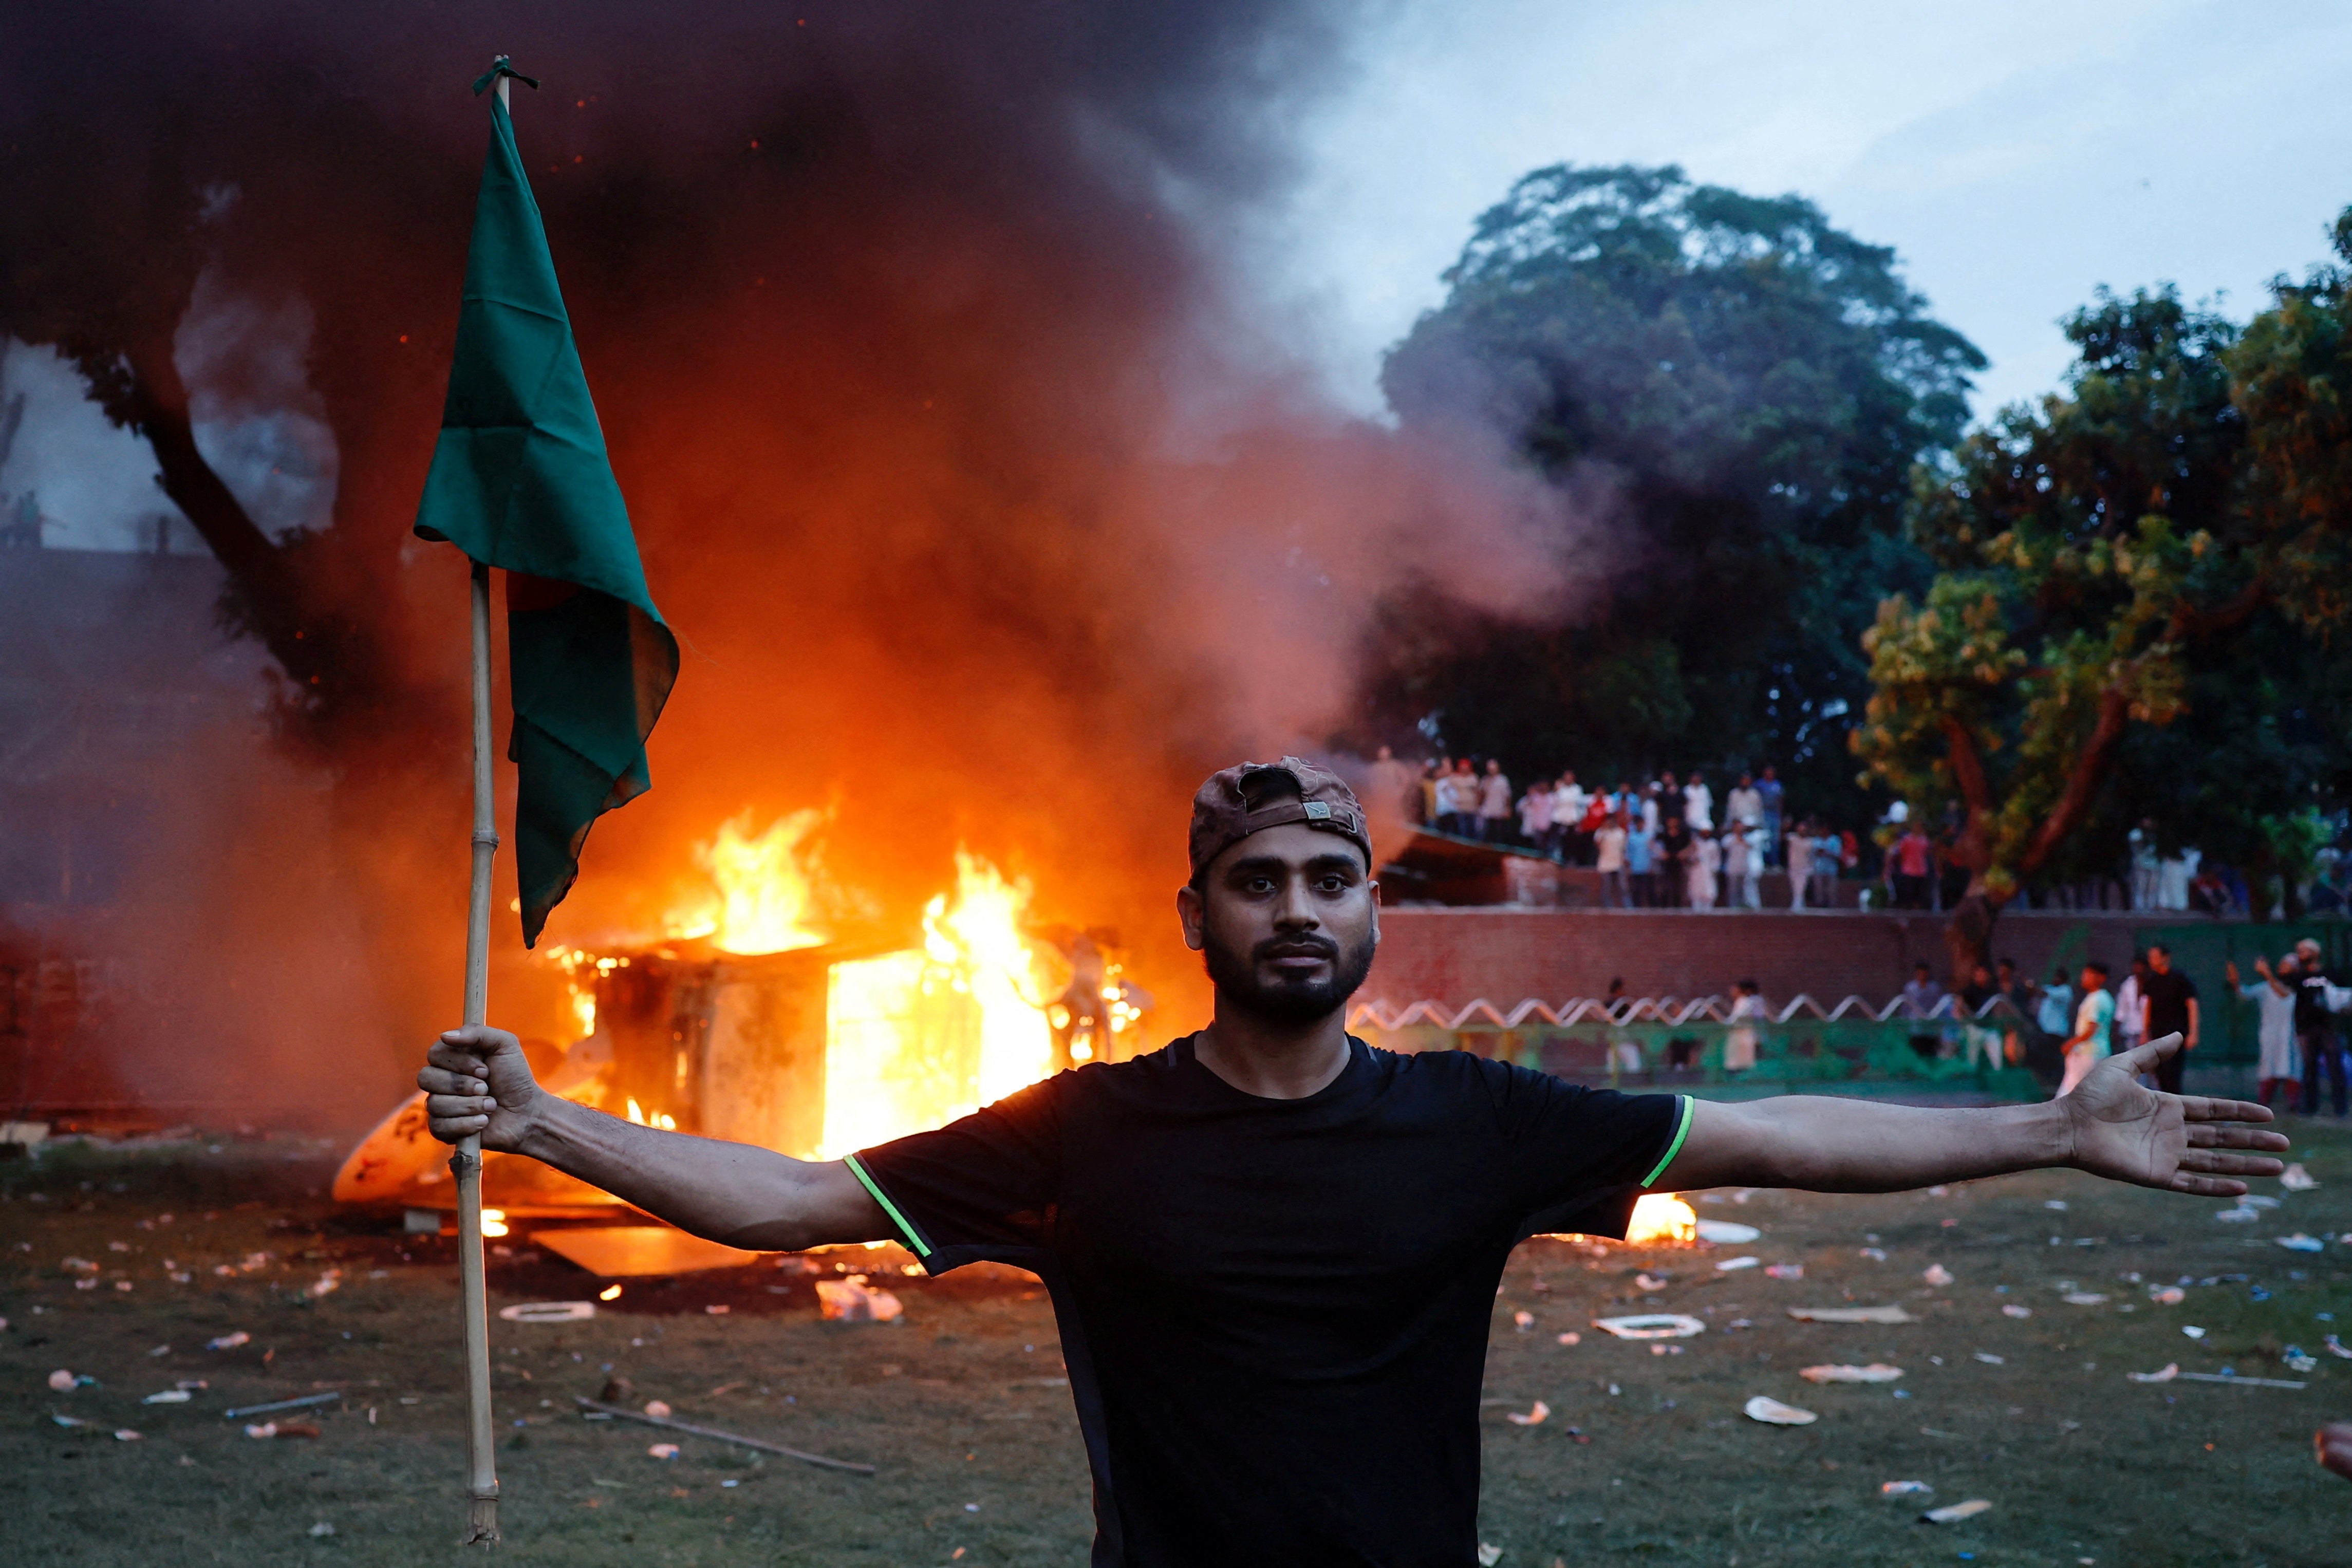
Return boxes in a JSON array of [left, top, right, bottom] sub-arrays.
[[1625, 1193, 1697, 1246], [669, 808, 830, 955], [818, 851, 1052, 1156]]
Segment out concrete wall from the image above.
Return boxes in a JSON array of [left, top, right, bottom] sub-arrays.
[[1360, 908, 2151, 1008]]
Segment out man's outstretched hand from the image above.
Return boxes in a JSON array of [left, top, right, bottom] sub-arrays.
[[2061, 1033, 2287, 1195], [419, 1025, 544, 1152]]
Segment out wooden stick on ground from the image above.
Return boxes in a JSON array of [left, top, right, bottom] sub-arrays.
[[571, 1397, 878, 1475], [455, 556, 501, 1542]]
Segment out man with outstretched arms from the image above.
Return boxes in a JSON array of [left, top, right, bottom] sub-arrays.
[[421, 758, 2285, 1568]]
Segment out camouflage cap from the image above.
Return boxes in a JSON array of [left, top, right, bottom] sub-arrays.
[[1188, 757, 1374, 881]]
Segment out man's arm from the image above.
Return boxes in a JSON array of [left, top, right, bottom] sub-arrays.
[[1654, 1035, 2284, 1196], [419, 1025, 889, 1252], [2185, 996, 2200, 1050]]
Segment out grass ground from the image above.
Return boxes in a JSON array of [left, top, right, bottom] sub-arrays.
[[3, 1112, 2348, 1567]]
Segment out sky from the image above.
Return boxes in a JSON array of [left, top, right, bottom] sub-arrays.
[[1260, 0, 2352, 420]]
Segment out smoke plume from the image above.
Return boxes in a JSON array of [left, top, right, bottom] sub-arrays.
[[0, 1, 1585, 1123]]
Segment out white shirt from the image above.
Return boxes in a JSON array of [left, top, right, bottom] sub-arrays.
[[1518, 789, 1554, 835], [1594, 824, 1627, 872], [1786, 833, 1815, 878], [1478, 774, 1513, 818], [2240, 977, 2301, 1079], [2115, 975, 2145, 1042], [1683, 782, 1713, 832], [1556, 783, 1588, 826], [1726, 786, 1763, 826]]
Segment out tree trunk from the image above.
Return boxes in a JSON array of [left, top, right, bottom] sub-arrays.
[[1943, 883, 2007, 988]]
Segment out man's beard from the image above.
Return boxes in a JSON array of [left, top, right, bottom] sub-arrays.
[[1201, 927, 1378, 1026]]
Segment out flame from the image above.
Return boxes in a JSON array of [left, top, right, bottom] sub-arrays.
[[817, 851, 1053, 1157], [1625, 1193, 1697, 1246], [480, 1208, 509, 1239], [671, 809, 830, 955], [623, 1098, 677, 1132]]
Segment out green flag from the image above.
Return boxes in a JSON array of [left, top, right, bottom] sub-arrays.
[[415, 81, 677, 948]]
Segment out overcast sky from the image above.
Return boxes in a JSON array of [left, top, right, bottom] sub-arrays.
[[1262, 0, 2352, 422]]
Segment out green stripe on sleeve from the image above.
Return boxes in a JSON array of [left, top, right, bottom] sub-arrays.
[[1639, 1095, 1695, 1189], [843, 1152, 932, 1259]]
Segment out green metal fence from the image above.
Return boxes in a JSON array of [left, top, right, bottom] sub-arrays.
[[2127, 921, 2352, 1066], [1354, 1008, 2045, 1098]]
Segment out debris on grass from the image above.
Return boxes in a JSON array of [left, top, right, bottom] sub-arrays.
[[142, 1390, 192, 1404], [1694, 1221, 1759, 1244], [1504, 1399, 1550, 1426], [2127, 1364, 2179, 1384], [206, 1332, 250, 1350], [307, 1523, 335, 1538], [1743, 1395, 1817, 1426], [113, 1429, 141, 1442], [2284, 1348, 2318, 1373], [1859, 1247, 1887, 1261], [1972, 1352, 2004, 1365], [46, 1370, 77, 1392], [1921, 1499, 1992, 1524], [1632, 1273, 1668, 1292], [2176, 1372, 2306, 1389], [1799, 1364, 1902, 1384], [2064, 1293, 2110, 1306], [1476, 1544, 1504, 1566], [648, 1443, 680, 1460], [643, 1400, 673, 1420], [1879, 1480, 1932, 1497], [2324, 1335, 2351, 1360], [815, 1276, 904, 1322], [2151, 1286, 2186, 1304], [222, 1392, 341, 1421], [1923, 1264, 1954, 1287], [2003, 1304, 2032, 1319], [1714, 1256, 1760, 1272], [1764, 1264, 1804, 1280], [2215, 1207, 2258, 1223], [2281, 1163, 2318, 1191], [2276, 1234, 2325, 1253], [573, 1397, 878, 1474], [497, 1301, 598, 1323], [1513, 1310, 1535, 1330], [1592, 1314, 1705, 1340], [1787, 1304, 1915, 1324], [1555, 1332, 1580, 1346], [2183, 1326, 2207, 1340]]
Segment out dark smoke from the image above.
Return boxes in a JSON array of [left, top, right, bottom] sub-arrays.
[[0, 2, 1585, 1125]]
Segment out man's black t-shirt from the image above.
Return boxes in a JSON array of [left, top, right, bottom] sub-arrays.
[[2141, 969, 2198, 1041], [2294, 968, 2338, 1033], [848, 1035, 1687, 1567]]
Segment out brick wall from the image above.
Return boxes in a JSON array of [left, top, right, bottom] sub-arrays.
[[1360, 908, 2150, 1009]]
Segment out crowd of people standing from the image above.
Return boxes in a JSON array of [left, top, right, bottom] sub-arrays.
[[1403, 755, 1858, 910]]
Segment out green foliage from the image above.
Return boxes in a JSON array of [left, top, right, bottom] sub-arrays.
[[1362, 164, 1982, 807], [1857, 270, 2352, 909]]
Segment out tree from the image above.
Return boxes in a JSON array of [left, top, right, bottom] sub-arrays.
[[1857, 266, 2352, 979], [1364, 164, 1984, 810]]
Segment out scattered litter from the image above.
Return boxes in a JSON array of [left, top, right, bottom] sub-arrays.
[[2127, 1364, 2179, 1384], [1765, 1264, 1804, 1280], [2283, 1349, 2318, 1373], [1632, 1274, 1669, 1292], [2182, 1327, 2207, 1340], [207, 1332, 250, 1350], [1556, 1332, 1580, 1346], [1923, 1264, 1954, 1287], [1695, 1220, 1760, 1244], [222, 1392, 340, 1422], [496, 1301, 597, 1324], [1787, 1304, 1915, 1324], [2176, 1372, 2305, 1389], [643, 1401, 674, 1420], [147, 1345, 170, 1357], [704, 1304, 730, 1315], [1477, 1545, 1504, 1567], [1513, 1310, 1535, 1330], [2243, 1195, 2281, 1209], [1743, 1395, 1817, 1426], [1859, 1247, 1887, 1261], [244, 1423, 278, 1439], [113, 1429, 141, 1442], [814, 1277, 904, 1322], [142, 1390, 192, 1405], [1880, 1480, 1933, 1497], [1592, 1314, 1706, 1340], [2151, 1286, 2185, 1305], [2002, 1305, 2032, 1319], [574, 1396, 876, 1473], [2215, 1208, 2258, 1224], [2324, 1335, 2351, 1360], [1648, 1343, 1683, 1357], [1799, 1364, 1902, 1384], [307, 1273, 340, 1298], [2280, 1163, 2318, 1191], [2276, 1234, 2325, 1253], [2063, 1293, 2109, 1306], [1972, 1353, 2004, 1366], [47, 1370, 77, 1392], [50, 1414, 91, 1428], [1715, 1256, 1760, 1272], [1504, 1399, 1550, 1426], [2044, 1200, 2068, 1211], [308, 1523, 335, 1539], [1922, 1499, 1992, 1524], [647, 1443, 680, 1460]]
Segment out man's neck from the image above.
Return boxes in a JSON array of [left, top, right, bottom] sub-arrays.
[[1193, 1005, 1352, 1100]]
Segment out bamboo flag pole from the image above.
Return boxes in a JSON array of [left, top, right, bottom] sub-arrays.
[[451, 68, 515, 1538], [455, 551, 501, 1545]]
